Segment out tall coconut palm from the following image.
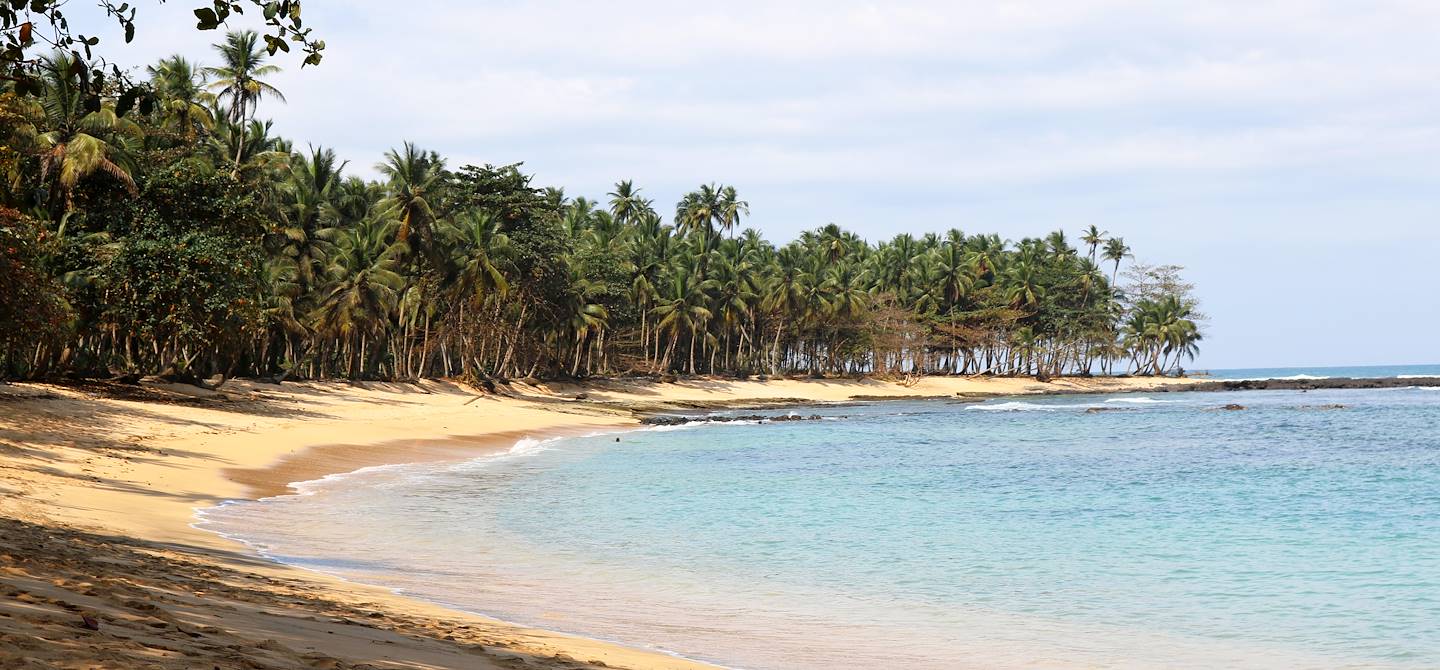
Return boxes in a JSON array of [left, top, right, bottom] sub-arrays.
[[1103, 237, 1132, 284], [718, 185, 748, 238], [377, 141, 445, 248], [279, 146, 345, 293], [205, 30, 285, 174], [675, 183, 723, 239], [1081, 224, 1107, 263], [607, 179, 653, 225]]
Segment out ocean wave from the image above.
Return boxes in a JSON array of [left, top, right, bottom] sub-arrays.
[[1223, 374, 1333, 382], [1397, 374, 1438, 379], [965, 401, 1057, 412], [1104, 397, 1175, 404]]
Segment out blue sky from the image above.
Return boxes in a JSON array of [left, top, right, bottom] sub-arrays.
[[77, 1, 1440, 369]]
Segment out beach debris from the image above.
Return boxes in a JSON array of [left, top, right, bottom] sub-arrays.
[[79, 613, 100, 631], [574, 393, 589, 400]]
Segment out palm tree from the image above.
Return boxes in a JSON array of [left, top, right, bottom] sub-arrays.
[[147, 55, 214, 140], [1081, 224, 1107, 263], [312, 213, 407, 378], [1123, 295, 1201, 375], [208, 117, 287, 181], [442, 209, 510, 303], [32, 52, 143, 216], [718, 185, 748, 238], [205, 30, 285, 174], [377, 142, 444, 248], [1103, 237, 1132, 284], [279, 146, 345, 293], [675, 183, 723, 239], [652, 264, 716, 373], [607, 179, 653, 225]]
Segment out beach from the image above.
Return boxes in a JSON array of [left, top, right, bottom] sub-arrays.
[[0, 375, 1196, 669]]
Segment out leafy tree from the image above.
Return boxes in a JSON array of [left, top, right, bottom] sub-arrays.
[[0, 207, 72, 373]]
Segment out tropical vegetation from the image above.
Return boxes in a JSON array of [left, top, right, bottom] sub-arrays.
[[0, 35, 1203, 383]]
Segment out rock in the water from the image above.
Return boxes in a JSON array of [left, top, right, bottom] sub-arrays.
[[1220, 403, 1246, 410], [638, 413, 831, 426]]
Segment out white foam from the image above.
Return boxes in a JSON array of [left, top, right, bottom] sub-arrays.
[[965, 401, 1056, 412], [1225, 374, 1333, 382], [1104, 397, 1175, 405], [1397, 374, 1438, 379]]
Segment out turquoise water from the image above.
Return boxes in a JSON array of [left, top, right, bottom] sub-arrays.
[[1205, 363, 1440, 380], [200, 386, 1440, 669]]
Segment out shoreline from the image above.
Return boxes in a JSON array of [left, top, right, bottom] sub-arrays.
[[0, 372, 1247, 669]]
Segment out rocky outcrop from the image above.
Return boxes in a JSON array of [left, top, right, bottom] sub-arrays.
[[639, 413, 829, 426]]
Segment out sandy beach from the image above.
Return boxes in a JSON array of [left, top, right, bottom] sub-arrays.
[[0, 374, 1196, 669]]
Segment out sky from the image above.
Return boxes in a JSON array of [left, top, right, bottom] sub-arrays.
[[71, 1, 1440, 369]]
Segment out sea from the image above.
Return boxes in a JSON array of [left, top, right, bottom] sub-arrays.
[[197, 364, 1440, 669]]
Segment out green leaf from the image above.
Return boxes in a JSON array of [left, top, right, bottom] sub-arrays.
[[117, 88, 138, 116], [194, 7, 219, 29]]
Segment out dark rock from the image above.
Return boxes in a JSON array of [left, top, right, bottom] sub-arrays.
[[574, 393, 589, 400], [638, 413, 833, 426], [1220, 403, 1246, 410]]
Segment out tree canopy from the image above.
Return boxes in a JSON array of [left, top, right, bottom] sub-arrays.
[[0, 34, 1203, 382]]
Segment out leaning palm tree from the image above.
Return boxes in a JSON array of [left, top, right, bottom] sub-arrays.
[[205, 30, 285, 174]]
